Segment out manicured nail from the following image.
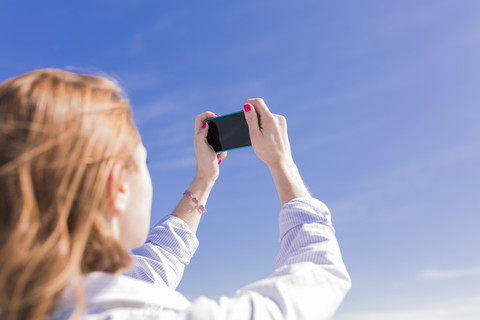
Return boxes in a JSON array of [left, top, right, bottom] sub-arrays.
[[244, 104, 251, 112], [202, 122, 206, 128], [217, 154, 220, 158], [214, 113, 220, 116], [218, 159, 222, 165]]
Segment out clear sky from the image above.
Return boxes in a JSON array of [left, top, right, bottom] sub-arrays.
[[1, 1, 479, 319]]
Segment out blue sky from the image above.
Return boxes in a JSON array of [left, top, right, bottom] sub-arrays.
[[1, 1, 479, 318]]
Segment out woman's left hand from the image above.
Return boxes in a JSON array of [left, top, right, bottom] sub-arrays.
[[194, 112, 227, 183]]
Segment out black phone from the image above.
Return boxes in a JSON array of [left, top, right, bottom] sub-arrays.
[[205, 111, 256, 153]]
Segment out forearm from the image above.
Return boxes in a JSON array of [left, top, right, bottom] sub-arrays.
[[171, 175, 215, 233], [268, 158, 311, 206], [127, 215, 199, 288], [127, 176, 214, 288], [185, 198, 351, 319]]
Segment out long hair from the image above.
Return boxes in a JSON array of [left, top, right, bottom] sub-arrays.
[[0, 69, 140, 319]]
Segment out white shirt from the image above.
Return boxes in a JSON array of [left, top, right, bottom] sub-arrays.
[[51, 197, 351, 319]]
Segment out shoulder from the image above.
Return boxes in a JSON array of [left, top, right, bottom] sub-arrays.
[[51, 272, 190, 320]]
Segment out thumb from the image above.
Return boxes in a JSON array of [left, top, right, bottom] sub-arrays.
[[200, 120, 208, 137], [243, 103, 260, 137]]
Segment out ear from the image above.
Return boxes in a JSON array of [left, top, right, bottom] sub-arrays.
[[107, 161, 129, 215]]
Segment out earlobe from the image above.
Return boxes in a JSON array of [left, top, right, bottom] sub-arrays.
[[107, 161, 129, 215], [113, 191, 128, 213]]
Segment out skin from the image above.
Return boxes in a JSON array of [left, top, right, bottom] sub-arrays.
[[107, 145, 153, 249], [243, 98, 311, 207], [107, 98, 310, 250], [169, 111, 227, 233]]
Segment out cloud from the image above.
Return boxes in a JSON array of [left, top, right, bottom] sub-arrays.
[[143, 121, 192, 149], [328, 139, 480, 224], [334, 295, 480, 320], [129, 33, 144, 56], [132, 98, 177, 127], [118, 72, 162, 93], [152, 11, 181, 33], [378, 1, 452, 36], [419, 266, 480, 280], [149, 156, 196, 170]]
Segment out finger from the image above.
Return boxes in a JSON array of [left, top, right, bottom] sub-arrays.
[[195, 111, 218, 133], [195, 121, 216, 155], [199, 120, 208, 138], [243, 103, 260, 132], [274, 114, 287, 128], [245, 98, 272, 121], [217, 151, 227, 163]]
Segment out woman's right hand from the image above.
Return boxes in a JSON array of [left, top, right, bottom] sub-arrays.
[[243, 98, 311, 206], [243, 98, 294, 168]]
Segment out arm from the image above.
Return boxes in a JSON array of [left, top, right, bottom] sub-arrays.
[[171, 112, 226, 233], [184, 198, 351, 320], [125, 112, 225, 288], [182, 99, 351, 319], [243, 99, 311, 206]]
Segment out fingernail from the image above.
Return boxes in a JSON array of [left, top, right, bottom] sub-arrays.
[[214, 113, 220, 116], [244, 104, 251, 112], [218, 159, 222, 165], [202, 122, 206, 128], [217, 154, 220, 158]]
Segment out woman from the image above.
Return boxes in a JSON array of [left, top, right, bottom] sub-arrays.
[[0, 69, 351, 320]]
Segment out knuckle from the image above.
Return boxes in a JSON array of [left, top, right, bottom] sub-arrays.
[[276, 115, 286, 124], [264, 113, 276, 122]]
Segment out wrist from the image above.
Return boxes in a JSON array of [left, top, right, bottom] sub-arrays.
[[194, 163, 218, 182], [267, 157, 296, 173], [171, 175, 215, 234], [191, 174, 216, 193], [268, 158, 311, 206]]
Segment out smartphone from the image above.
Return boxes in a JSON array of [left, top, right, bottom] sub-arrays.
[[204, 111, 254, 153]]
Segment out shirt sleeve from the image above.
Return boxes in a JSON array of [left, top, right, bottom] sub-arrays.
[[124, 215, 199, 290], [182, 197, 351, 320]]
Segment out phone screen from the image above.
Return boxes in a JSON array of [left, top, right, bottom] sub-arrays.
[[205, 111, 251, 152]]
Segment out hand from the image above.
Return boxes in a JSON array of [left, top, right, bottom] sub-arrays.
[[243, 98, 311, 205], [193, 112, 227, 183], [171, 112, 226, 234], [243, 98, 293, 168]]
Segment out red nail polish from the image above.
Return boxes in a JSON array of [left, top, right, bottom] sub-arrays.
[[243, 104, 251, 112], [217, 154, 220, 158], [214, 113, 220, 117], [202, 122, 206, 128], [218, 159, 222, 165]]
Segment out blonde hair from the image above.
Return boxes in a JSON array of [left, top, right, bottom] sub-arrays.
[[0, 69, 140, 319]]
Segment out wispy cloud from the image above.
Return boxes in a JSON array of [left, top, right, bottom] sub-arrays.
[[129, 33, 144, 56], [152, 11, 183, 33], [132, 98, 177, 127], [334, 295, 480, 320], [143, 121, 192, 149], [329, 140, 480, 223], [378, 1, 452, 36], [118, 72, 163, 93], [149, 156, 196, 170], [419, 266, 480, 280]]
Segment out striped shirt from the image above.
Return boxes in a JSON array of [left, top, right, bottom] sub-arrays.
[[51, 197, 351, 319]]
